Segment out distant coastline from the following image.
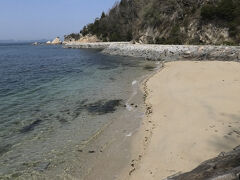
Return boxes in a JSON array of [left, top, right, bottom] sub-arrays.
[[0, 39, 49, 44]]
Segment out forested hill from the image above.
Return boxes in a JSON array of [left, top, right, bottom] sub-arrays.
[[65, 0, 240, 45]]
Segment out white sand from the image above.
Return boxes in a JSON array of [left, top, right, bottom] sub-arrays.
[[130, 61, 240, 180]]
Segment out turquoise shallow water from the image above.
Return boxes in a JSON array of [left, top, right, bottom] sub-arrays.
[[0, 43, 156, 178]]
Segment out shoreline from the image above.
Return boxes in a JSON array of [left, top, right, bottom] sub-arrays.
[[80, 66, 160, 180], [63, 44, 240, 179], [124, 65, 164, 177], [128, 61, 240, 179], [64, 42, 240, 62], [76, 62, 164, 180]]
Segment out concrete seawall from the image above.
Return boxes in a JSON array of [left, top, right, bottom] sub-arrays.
[[64, 42, 240, 61]]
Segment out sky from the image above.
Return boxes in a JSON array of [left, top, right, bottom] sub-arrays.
[[0, 0, 117, 41]]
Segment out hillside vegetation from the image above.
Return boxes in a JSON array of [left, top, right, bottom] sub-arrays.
[[65, 0, 240, 45], [201, 0, 240, 39]]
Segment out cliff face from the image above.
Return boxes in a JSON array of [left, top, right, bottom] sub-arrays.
[[51, 37, 62, 44], [63, 34, 101, 44], [134, 0, 233, 45], [65, 0, 240, 45]]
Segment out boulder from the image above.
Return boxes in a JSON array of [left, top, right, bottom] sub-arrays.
[[51, 37, 62, 44], [167, 146, 240, 180], [46, 41, 51, 44], [63, 34, 101, 44], [77, 34, 101, 43]]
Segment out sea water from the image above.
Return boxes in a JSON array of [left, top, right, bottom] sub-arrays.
[[0, 43, 157, 178]]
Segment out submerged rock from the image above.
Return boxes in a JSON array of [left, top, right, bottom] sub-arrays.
[[20, 119, 42, 133], [143, 65, 156, 71], [34, 162, 50, 172], [86, 99, 122, 115], [70, 99, 122, 118], [0, 144, 12, 156]]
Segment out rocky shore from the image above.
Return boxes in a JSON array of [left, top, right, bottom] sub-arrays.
[[46, 37, 62, 45], [167, 145, 240, 180], [64, 42, 240, 62], [64, 42, 130, 50]]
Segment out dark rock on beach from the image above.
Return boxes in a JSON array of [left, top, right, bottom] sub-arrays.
[[167, 146, 240, 180]]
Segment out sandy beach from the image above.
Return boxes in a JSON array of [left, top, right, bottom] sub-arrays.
[[129, 61, 240, 180]]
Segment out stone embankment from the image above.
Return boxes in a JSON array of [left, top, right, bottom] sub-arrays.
[[64, 42, 130, 50], [64, 42, 240, 61]]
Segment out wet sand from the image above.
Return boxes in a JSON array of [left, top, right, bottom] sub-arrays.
[[129, 61, 240, 180]]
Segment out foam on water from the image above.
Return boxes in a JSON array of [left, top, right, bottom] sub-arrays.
[[125, 104, 133, 111], [132, 80, 137, 85]]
